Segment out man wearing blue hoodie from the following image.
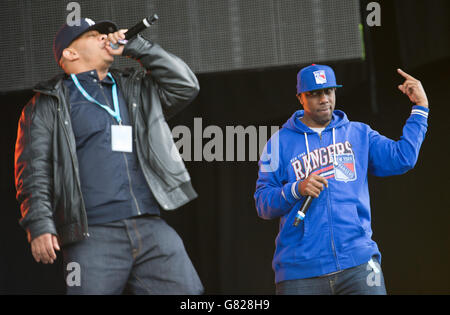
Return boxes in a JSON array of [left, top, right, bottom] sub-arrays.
[[255, 64, 429, 295]]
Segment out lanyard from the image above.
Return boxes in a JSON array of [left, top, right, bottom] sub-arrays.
[[71, 72, 122, 124]]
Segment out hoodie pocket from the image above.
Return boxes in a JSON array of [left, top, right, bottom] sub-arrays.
[[331, 203, 366, 251], [276, 207, 310, 266], [281, 205, 309, 246], [293, 202, 329, 262]]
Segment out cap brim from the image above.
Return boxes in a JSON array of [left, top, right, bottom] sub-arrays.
[[87, 20, 118, 35], [298, 85, 343, 95], [71, 20, 118, 44]]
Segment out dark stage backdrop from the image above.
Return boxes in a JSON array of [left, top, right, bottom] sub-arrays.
[[0, 0, 363, 92], [395, 0, 450, 70], [1, 0, 450, 294]]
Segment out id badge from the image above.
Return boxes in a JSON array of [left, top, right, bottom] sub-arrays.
[[111, 125, 133, 153]]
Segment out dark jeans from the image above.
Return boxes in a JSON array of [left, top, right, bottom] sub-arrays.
[[276, 258, 387, 295], [63, 215, 203, 295]]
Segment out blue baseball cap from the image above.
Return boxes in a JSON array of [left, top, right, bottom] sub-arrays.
[[53, 17, 118, 64], [297, 64, 343, 95]]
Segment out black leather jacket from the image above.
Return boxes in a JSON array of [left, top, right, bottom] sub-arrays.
[[14, 36, 199, 246]]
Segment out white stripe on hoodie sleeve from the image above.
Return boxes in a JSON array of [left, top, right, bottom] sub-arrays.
[[410, 105, 429, 119]]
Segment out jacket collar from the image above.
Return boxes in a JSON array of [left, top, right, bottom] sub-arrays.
[[33, 72, 68, 95], [33, 68, 135, 94]]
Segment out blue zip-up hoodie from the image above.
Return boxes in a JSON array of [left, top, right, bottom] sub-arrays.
[[255, 106, 429, 283]]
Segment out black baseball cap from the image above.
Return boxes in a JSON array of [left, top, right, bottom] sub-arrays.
[[53, 17, 118, 64]]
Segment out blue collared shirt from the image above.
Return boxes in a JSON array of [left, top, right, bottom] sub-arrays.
[[64, 70, 160, 225]]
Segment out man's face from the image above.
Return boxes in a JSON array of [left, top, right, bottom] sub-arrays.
[[69, 30, 114, 68], [299, 88, 336, 127]]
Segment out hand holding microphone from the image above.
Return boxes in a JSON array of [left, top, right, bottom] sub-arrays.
[[108, 14, 159, 51], [300, 174, 329, 199], [293, 174, 329, 227], [105, 29, 128, 56]]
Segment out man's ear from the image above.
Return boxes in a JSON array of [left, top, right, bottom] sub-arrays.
[[62, 47, 79, 62], [297, 94, 304, 106]]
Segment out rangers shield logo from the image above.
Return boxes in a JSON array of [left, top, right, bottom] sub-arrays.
[[334, 153, 357, 182], [313, 70, 327, 84]]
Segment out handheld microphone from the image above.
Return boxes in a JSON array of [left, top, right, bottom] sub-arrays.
[[110, 14, 159, 49], [293, 173, 327, 227], [293, 196, 313, 227]]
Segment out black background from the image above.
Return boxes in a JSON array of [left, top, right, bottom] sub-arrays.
[[1, 0, 449, 294]]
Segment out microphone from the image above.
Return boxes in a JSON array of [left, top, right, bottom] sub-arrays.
[[110, 14, 159, 49], [293, 173, 327, 227], [293, 196, 313, 227]]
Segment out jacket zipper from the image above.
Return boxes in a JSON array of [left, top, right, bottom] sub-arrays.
[[320, 132, 340, 271], [122, 152, 142, 216], [99, 82, 142, 216], [117, 71, 171, 209], [326, 185, 340, 271]]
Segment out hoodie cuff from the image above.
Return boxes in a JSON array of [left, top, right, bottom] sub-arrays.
[[411, 105, 429, 119], [281, 181, 303, 205], [409, 105, 429, 127]]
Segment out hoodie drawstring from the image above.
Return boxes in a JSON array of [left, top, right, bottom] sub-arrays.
[[304, 133, 311, 177], [304, 128, 338, 175], [332, 128, 338, 166], [295, 129, 335, 227]]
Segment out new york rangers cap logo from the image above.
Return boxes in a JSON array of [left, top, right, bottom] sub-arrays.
[[297, 64, 343, 95], [313, 70, 327, 84]]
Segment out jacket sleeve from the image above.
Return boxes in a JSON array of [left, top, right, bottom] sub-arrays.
[[14, 94, 57, 242], [254, 135, 304, 220], [368, 106, 429, 177], [122, 35, 200, 119]]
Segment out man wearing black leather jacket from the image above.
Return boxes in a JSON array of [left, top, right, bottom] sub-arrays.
[[14, 18, 203, 294]]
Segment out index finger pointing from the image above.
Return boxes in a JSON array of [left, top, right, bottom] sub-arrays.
[[397, 68, 416, 80]]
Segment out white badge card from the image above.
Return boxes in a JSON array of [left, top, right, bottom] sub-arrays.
[[111, 125, 133, 152]]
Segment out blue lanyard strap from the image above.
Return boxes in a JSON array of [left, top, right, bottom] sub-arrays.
[[71, 72, 122, 124]]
